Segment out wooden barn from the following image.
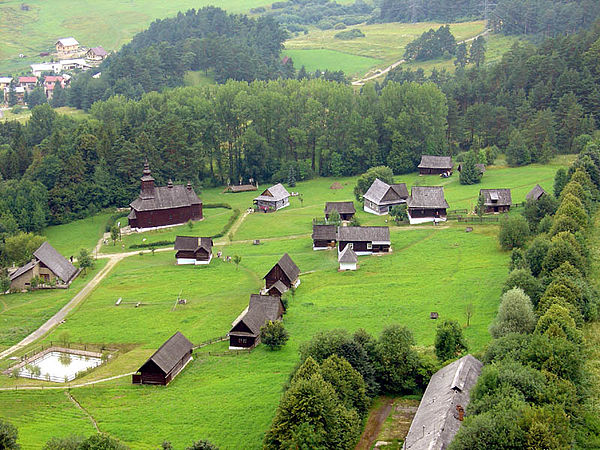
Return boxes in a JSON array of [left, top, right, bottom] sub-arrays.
[[480, 189, 512, 213], [324, 201, 356, 221], [229, 294, 285, 349], [266, 280, 288, 297], [403, 355, 483, 450], [418, 155, 453, 176], [526, 184, 547, 202], [363, 178, 409, 215], [407, 186, 449, 224], [338, 245, 358, 271], [55, 37, 79, 56], [128, 161, 203, 231], [9, 242, 80, 291], [337, 226, 391, 255], [312, 224, 337, 250], [174, 236, 213, 265], [225, 183, 257, 193], [264, 253, 300, 290], [132, 332, 193, 386], [253, 183, 290, 212]]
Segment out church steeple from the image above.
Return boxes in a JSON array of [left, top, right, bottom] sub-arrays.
[[140, 159, 155, 199]]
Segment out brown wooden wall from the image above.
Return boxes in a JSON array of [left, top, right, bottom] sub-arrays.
[[419, 168, 451, 175], [339, 241, 390, 253], [130, 204, 203, 229], [230, 334, 257, 348], [265, 264, 291, 289], [408, 208, 447, 218]]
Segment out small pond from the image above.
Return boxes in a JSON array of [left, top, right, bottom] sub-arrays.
[[19, 351, 103, 382]]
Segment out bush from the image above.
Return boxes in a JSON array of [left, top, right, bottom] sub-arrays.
[[334, 29, 366, 40], [129, 240, 173, 249], [489, 288, 536, 339], [0, 419, 19, 449], [374, 325, 421, 393], [498, 215, 530, 250], [186, 440, 218, 450], [459, 150, 482, 185], [434, 319, 468, 361], [502, 269, 543, 305], [203, 203, 232, 209], [354, 166, 394, 201], [260, 321, 289, 350], [389, 204, 408, 223]]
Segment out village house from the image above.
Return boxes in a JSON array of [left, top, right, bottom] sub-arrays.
[[266, 280, 288, 297], [403, 355, 483, 450], [337, 226, 391, 255], [363, 178, 409, 215], [264, 253, 300, 290], [312, 224, 337, 250], [31, 63, 61, 77], [59, 59, 91, 71], [55, 37, 80, 57], [526, 184, 547, 202], [3, 86, 25, 105], [407, 186, 449, 224], [8, 242, 80, 291], [18, 76, 38, 93], [253, 183, 290, 212], [174, 236, 213, 265], [0, 77, 12, 90], [128, 161, 203, 231], [418, 155, 453, 176], [132, 332, 193, 386], [480, 188, 512, 213], [324, 201, 356, 221], [338, 245, 358, 271], [86, 46, 108, 62], [229, 294, 285, 349], [43, 75, 65, 99]]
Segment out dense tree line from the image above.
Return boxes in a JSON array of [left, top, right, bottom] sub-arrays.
[[404, 25, 456, 61], [451, 142, 600, 448]]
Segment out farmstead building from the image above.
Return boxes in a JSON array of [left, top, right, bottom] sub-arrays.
[[229, 294, 285, 349], [253, 183, 290, 211], [480, 189, 512, 213], [407, 186, 449, 224], [264, 253, 300, 290], [526, 184, 547, 202], [324, 201, 356, 221], [132, 332, 193, 386], [337, 226, 391, 255], [363, 178, 409, 215], [174, 236, 213, 265], [312, 224, 337, 250], [418, 155, 453, 176], [128, 161, 203, 231]]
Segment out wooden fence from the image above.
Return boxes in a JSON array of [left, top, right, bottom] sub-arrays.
[[208, 349, 252, 357], [456, 216, 500, 223], [194, 335, 228, 349]]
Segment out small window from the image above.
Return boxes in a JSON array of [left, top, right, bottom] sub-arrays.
[[348, 243, 354, 250], [367, 242, 372, 250]]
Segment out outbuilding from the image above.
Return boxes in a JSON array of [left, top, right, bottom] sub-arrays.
[[253, 183, 290, 212], [407, 186, 449, 224], [312, 224, 337, 250], [324, 201, 356, 221], [174, 236, 213, 265], [338, 245, 357, 271], [480, 189, 512, 213], [418, 155, 453, 176], [337, 226, 391, 255], [363, 178, 409, 215], [229, 295, 285, 349], [526, 184, 547, 202], [264, 253, 300, 290]]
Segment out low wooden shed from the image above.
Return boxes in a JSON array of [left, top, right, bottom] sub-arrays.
[[229, 295, 285, 349], [324, 201, 356, 221], [264, 253, 300, 290]]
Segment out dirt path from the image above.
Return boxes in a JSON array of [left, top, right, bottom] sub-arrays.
[[65, 391, 100, 432], [352, 29, 490, 86], [355, 397, 394, 450], [215, 209, 250, 245], [0, 371, 135, 391]]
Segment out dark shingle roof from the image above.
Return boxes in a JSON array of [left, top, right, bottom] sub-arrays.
[[480, 189, 512, 206], [267, 280, 288, 296], [404, 355, 483, 450], [89, 46, 107, 57], [363, 179, 408, 205], [418, 155, 453, 170], [34, 242, 78, 283], [312, 224, 337, 241], [408, 187, 449, 209], [526, 184, 547, 201], [238, 295, 283, 335], [390, 183, 409, 198], [227, 184, 257, 192], [337, 226, 390, 243], [254, 183, 290, 202], [265, 253, 300, 282], [324, 201, 356, 215], [174, 236, 212, 253], [9, 260, 36, 281], [338, 245, 358, 263], [142, 331, 193, 375], [130, 185, 201, 212]]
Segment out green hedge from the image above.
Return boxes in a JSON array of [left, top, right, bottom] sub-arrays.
[[204, 203, 233, 209], [212, 209, 240, 239], [129, 240, 173, 249]]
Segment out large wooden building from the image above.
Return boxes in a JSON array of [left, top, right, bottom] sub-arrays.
[[418, 155, 453, 176], [229, 294, 285, 349], [264, 253, 300, 290], [312, 224, 337, 250], [128, 162, 203, 231], [337, 226, 391, 255], [174, 236, 213, 265], [132, 332, 193, 386], [253, 183, 290, 212], [324, 201, 356, 221], [407, 186, 449, 224], [55, 37, 80, 57], [480, 189, 512, 213], [9, 242, 80, 291], [363, 178, 409, 215]]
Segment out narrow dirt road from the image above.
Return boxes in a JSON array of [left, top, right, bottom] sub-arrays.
[[355, 397, 394, 450]]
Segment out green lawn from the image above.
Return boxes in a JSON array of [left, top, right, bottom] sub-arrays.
[[183, 70, 216, 87], [284, 48, 380, 76]]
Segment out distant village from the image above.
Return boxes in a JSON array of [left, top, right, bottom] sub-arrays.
[[0, 37, 107, 106]]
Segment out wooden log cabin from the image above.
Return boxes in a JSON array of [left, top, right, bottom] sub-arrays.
[[174, 236, 213, 265], [253, 183, 290, 212], [264, 253, 300, 290], [363, 178, 409, 215], [337, 226, 391, 255], [324, 201, 356, 221], [266, 280, 289, 297], [418, 155, 453, 176], [480, 189, 512, 213], [229, 295, 285, 349], [526, 184, 547, 202], [132, 332, 193, 386], [312, 224, 337, 250], [128, 161, 203, 231], [407, 186, 449, 224]]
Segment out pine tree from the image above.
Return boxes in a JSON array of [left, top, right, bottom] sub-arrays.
[[469, 36, 486, 67], [455, 42, 468, 68]]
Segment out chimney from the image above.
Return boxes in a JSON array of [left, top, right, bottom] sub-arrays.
[[186, 182, 192, 191], [456, 405, 464, 421], [167, 179, 174, 189]]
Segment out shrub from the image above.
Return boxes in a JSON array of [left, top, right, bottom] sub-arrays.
[[503, 269, 542, 305], [525, 236, 551, 277], [489, 288, 536, 338], [459, 150, 482, 185], [434, 319, 468, 361], [374, 325, 421, 393], [0, 419, 19, 449], [334, 29, 365, 40], [498, 215, 530, 250], [354, 166, 394, 201], [260, 321, 289, 350], [389, 204, 408, 223], [186, 440, 218, 450]]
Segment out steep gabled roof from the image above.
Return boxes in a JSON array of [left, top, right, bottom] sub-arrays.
[[130, 184, 201, 211], [88, 46, 107, 57], [56, 37, 79, 47], [174, 236, 212, 253], [363, 179, 409, 205], [337, 226, 390, 243], [140, 332, 193, 375], [34, 241, 78, 283], [408, 186, 449, 209], [480, 189, 512, 206], [526, 184, 547, 201], [418, 155, 453, 170], [338, 245, 358, 263], [264, 253, 300, 282], [234, 295, 283, 335], [9, 260, 36, 281], [403, 355, 483, 450], [312, 224, 337, 241], [324, 201, 356, 215], [254, 183, 290, 202], [267, 280, 288, 296]]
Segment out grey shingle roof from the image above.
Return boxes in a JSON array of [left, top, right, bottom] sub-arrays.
[[34, 241, 78, 283], [267, 280, 288, 296], [142, 331, 193, 375], [236, 295, 283, 335], [403, 355, 483, 450], [130, 184, 201, 212], [324, 201, 356, 215], [254, 183, 290, 202], [363, 179, 408, 205], [9, 260, 36, 281], [88, 46, 107, 57], [174, 236, 212, 253], [312, 224, 337, 241], [526, 184, 547, 201], [265, 253, 300, 282], [338, 245, 358, 263], [337, 226, 390, 243], [480, 189, 512, 206], [408, 187, 449, 209], [418, 155, 453, 170]]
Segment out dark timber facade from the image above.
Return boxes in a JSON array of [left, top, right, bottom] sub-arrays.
[[264, 253, 300, 290], [480, 189, 512, 213], [132, 332, 193, 386], [337, 226, 391, 255], [418, 155, 453, 176], [229, 295, 285, 349]]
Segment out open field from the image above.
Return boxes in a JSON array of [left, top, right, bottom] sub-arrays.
[[0, 0, 275, 73], [0, 106, 89, 123], [284, 48, 379, 75]]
